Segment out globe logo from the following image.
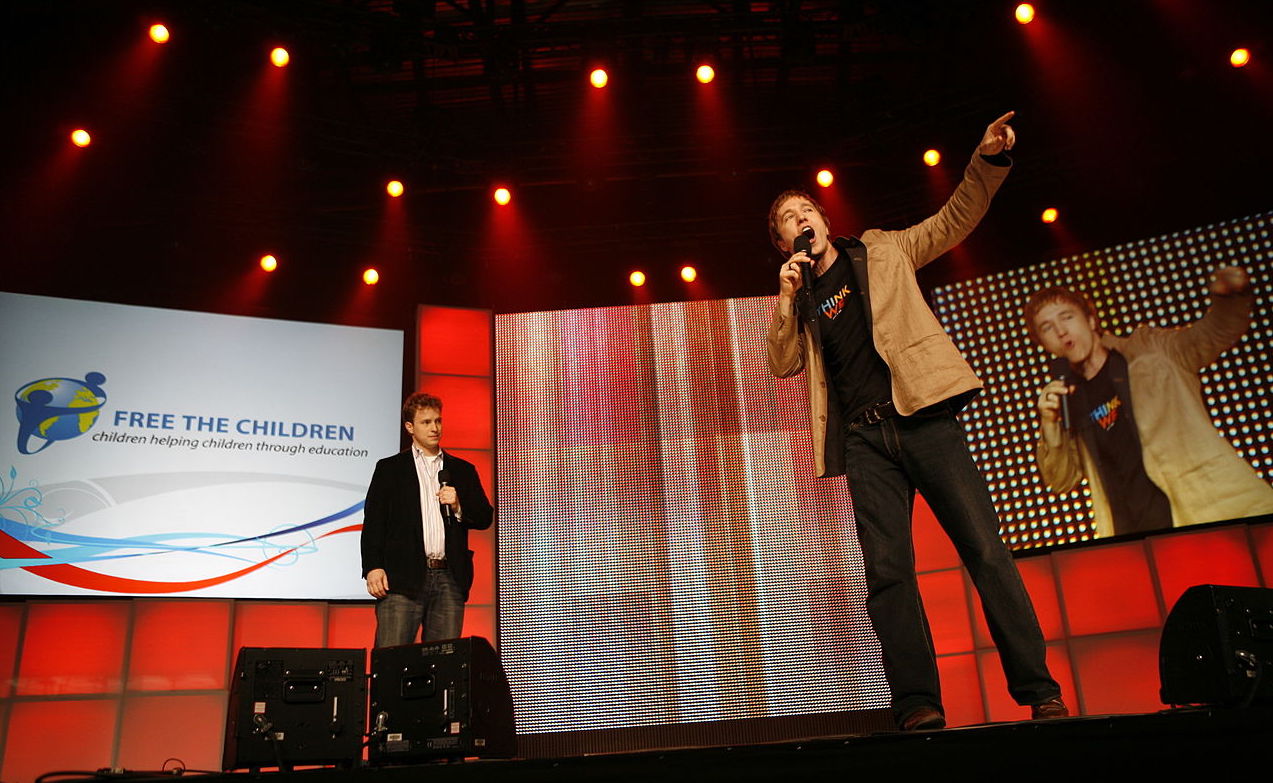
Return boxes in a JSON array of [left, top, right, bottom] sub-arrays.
[[14, 372, 108, 455]]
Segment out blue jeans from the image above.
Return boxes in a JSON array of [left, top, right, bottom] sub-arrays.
[[844, 409, 1060, 721], [374, 568, 465, 647]]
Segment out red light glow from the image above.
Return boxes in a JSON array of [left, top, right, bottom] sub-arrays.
[[589, 68, 609, 89], [680, 266, 698, 282], [1041, 207, 1059, 224], [815, 169, 834, 188], [1015, 4, 1035, 24], [629, 271, 646, 287], [1230, 48, 1251, 68], [363, 268, 380, 285], [695, 65, 715, 84], [923, 149, 942, 167], [70, 129, 92, 147], [148, 24, 170, 44], [259, 254, 278, 272], [493, 187, 512, 206], [270, 47, 290, 68], [386, 180, 404, 197]]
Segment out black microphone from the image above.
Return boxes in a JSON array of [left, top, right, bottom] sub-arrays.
[[437, 468, 454, 523], [1049, 357, 1072, 431], [793, 225, 816, 288]]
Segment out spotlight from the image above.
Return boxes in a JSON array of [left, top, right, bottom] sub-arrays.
[[923, 149, 942, 167], [363, 268, 380, 285], [680, 266, 698, 282], [629, 271, 646, 287], [1230, 48, 1251, 68], [1015, 4, 1035, 24], [386, 180, 404, 198], [149, 24, 170, 44], [589, 68, 609, 89], [695, 65, 715, 84], [1041, 207, 1059, 223], [270, 47, 290, 68], [493, 186, 512, 206], [259, 254, 278, 272], [70, 129, 92, 147], [815, 169, 834, 188]]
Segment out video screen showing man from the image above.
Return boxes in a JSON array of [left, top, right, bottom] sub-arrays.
[[360, 392, 493, 646], [766, 113, 1065, 731], [1027, 267, 1273, 538]]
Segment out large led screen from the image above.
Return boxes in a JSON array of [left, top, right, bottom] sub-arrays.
[[495, 298, 889, 735], [0, 292, 402, 598], [934, 211, 1272, 548]]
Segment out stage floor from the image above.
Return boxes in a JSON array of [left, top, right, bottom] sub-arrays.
[[135, 707, 1273, 782]]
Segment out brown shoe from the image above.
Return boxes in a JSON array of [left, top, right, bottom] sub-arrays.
[[1030, 697, 1069, 719], [899, 706, 946, 731]]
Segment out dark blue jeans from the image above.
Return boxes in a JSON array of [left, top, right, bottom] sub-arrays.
[[374, 568, 465, 647], [844, 409, 1060, 721]]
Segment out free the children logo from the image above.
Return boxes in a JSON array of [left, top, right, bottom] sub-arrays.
[[13, 372, 108, 455]]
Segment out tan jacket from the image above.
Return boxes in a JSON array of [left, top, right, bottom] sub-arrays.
[[767, 151, 1009, 477], [1037, 289, 1273, 536]]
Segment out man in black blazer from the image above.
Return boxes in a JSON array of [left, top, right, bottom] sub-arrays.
[[360, 392, 493, 646]]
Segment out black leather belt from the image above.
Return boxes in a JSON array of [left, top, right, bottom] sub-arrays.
[[426, 558, 448, 569], [851, 401, 897, 427]]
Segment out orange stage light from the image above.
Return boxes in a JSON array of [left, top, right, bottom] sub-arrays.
[[493, 186, 512, 206], [148, 24, 170, 44], [363, 268, 380, 285], [1230, 48, 1251, 68], [680, 266, 698, 282], [1041, 207, 1059, 223], [629, 271, 646, 287], [696, 65, 715, 84], [1015, 4, 1035, 25], [923, 149, 942, 167], [270, 47, 290, 68], [70, 129, 92, 147], [589, 68, 609, 89], [259, 254, 278, 272], [815, 169, 834, 188], [386, 180, 404, 197]]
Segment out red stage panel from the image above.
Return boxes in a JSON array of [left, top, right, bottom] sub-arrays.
[[448, 447, 494, 501], [918, 569, 973, 655], [462, 604, 496, 645], [970, 555, 1064, 647], [1055, 542, 1161, 636], [127, 600, 232, 691], [117, 693, 226, 771], [232, 602, 326, 651], [417, 306, 492, 377], [0, 604, 22, 698], [913, 493, 959, 573], [468, 526, 495, 606], [1252, 524, 1273, 585], [415, 374, 493, 450], [936, 653, 984, 727], [2, 699, 119, 783], [16, 602, 129, 695], [1069, 631, 1164, 715], [326, 603, 376, 672], [1150, 526, 1261, 611], [979, 642, 1076, 722]]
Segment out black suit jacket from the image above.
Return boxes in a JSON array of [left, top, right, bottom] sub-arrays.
[[360, 449, 493, 601]]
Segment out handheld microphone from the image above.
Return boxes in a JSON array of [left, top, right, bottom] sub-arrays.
[[792, 226, 817, 323], [437, 468, 454, 523], [1049, 357, 1072, 431]]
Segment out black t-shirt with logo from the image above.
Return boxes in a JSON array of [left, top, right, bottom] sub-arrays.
[[808, 250, 892, 423], [1069, 349, 1172, 535]]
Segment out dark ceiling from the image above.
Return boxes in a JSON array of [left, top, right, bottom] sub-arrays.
[[4, 1, 1272, 333]]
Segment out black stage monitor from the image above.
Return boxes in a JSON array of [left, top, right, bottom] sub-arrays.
[[223, 647, 367, 771], [1160, 584, 1273, 708], [369, 636, 516, 763]]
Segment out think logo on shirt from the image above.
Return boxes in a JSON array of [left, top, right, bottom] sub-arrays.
[[1088, 395, 1122, 431], [820, 284, 853, 321]]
